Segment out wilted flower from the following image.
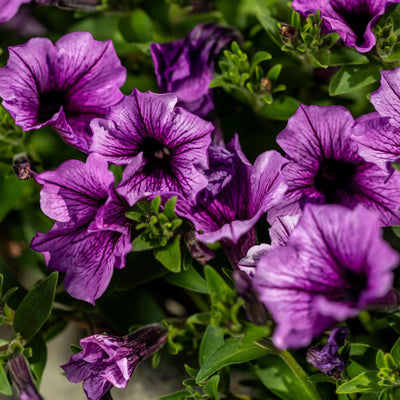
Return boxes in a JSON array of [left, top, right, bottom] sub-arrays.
[[306, 327, 349, 379], [254, 204, 399, 349], [0, 31, 126, 152], [31, 154, 131, 304], [35, 0, 100, 10], [0, 0, 29, 23], [62, 325, 168, 400], [150, 23, 239, 117], [90, 89, 213, 206], [292, 0, 400, 52], [270, 104, 400, 226]]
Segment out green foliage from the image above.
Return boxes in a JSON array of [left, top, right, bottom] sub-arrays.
[[0, 364, 11, 395]]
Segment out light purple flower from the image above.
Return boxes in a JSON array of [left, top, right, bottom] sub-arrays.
[[175, 135, 287, 264], [292, 0, 399, 53], [8, 354, 44, 400], [306, 327, 349, 379], [31, 153, 131, 304], [0, 31, 126, 153], [270, 104, 400, 226], [254, 204, 399, 349], [150, 23, 239, 117], [62, 324, 167, 400], [90, 89, 214, 206], [0, 0, 29, 23]]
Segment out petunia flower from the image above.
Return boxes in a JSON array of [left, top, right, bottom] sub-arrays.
[[292, 0, 400, 53], [0, 31, 126, 153], [0, 0, 29, 23], [269, 104, 400, 226], [62, 324, 168, 400], [306, 327, 349, 379], [254, 204, 399, 349], [150, 23, 239, 117], [90, 89, 214, 206], [31, 153, 131, 304], [175, 135, 287, 265]]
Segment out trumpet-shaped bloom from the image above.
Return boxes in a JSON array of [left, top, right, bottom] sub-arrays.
[[62, 325, 167, 400], [0, 31, 126, 152], [292, 0, 399, 53], [150, 23, 238, 117], [90, 89, 213, 206], [31, 154, 131, 304], [0, 0, 29, 23], [270, 104, 400, 226], [254, 204, 399, 349]]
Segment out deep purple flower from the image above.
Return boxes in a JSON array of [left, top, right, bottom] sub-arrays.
[[90, 89, 214, 206], [254, 204, 399, 349], [62, 324, 168, 400], [0, 0, 29, 23], [175, 135, 287, 264], [0, 31, 126, 153], [292, 0, 399, 53], [31, 153, 131, 304], [306, 327, 349, 379], [8, 354, 44, 400], [150, 23, 238, 117], [269, 104, 400, 226]]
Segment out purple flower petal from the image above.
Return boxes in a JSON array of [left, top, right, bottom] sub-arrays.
[[0, 0, 29, 23]]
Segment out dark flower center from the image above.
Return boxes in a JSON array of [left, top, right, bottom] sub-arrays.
[[331, 2, 372, 46], [139, 138, 173, 174], [37, 90, 67, 123], [314, 158, 356, 202], [343, 269, 368, 303]]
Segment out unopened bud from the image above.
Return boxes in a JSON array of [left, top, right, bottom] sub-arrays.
[[12, 153, 36, 180], [279, 23, 298, 43]]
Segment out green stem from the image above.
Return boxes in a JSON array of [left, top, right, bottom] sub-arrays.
[[276, 349, 322, 400]]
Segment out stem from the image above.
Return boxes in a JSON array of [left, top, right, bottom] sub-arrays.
[[276, 349, 322, 400]]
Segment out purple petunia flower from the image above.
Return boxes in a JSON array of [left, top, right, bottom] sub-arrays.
[[306, 327, 349, 379], [269, 104, 400, 226], [175, 135, 287, 265], [292, 0, 399, 53], [31, 153, 131, 304], [0, 0, 29, 23], [150, 23, 239, 117], [0, 31, 126, 153], [62, 324, 168, 400], [90, 89, 214, 206], [254, 204, 399, 349]]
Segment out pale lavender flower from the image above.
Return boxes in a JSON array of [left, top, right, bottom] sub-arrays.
[[0, 31, 126, 152], [150, 23, 239, 117], [254, 204, 399, 349], [269, 104, 400, 226], [306, 327, 349, 379], [292, 0, 400, 53], [62, 325, 168, 400], [0, 0, 29, 23], [31, 153, 131, 304], [90, 89, 214, 206]]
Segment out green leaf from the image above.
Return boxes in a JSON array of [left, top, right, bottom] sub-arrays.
[[267, 64, 282, 80], [0, 364, 11, 395], [157, 390, 190, 400], [28, 334, 47, 385], [164, 265, 209, 294], [199, 325, 224, 366], [163, 196, 178, 220], [250, 51, 272, 74], [329, 47, 369, 66], [125, 211, 142, 222], [257, 13, 283, 47], [151, 196, 162, 215], [155, 236, 181, 273], [204, 265, 234, 303], [119, 8, 153, 43], [376, 350, 386, 369], [390, 337, 400, 364], [210, 76, 228, 89], [347, 343, 378, 378], [329, 65, 380, 96], [131, 234, 160, 252], [336, 371, 381, 394], [204, 375, 220, 399], [13, 273, 58, 341], [255, 353, 319, 400], [308, 373, 336, 383], [184, 364, 198, 378], [392, 226, 400, 239], [196, 339, 269, 383], [259, 96, 300, 121], [241, 322, 270, 344]]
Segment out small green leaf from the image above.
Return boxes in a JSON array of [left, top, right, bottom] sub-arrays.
[[119, 8, 153, 43], [155, 236, 181, 273], [390, 337, 400, 364], [196, 339, 269, 383], [204, 375, 220, 399], [336, 371, 381, 394], [376, 350, 386, 369], [329, 47, 369, 66], [164, 264, 209, 294], [260, 96, 300, 121], [308, 373, 336, 383], [28, 335, 47, 385], [267, 64, 282, 80], [204, 266, 234, 303], [329, 65, 380, 96], [250, 51, 272, 74], [163, 196, 178, 220], [125, 211, 142, 222], [13, 272, 58, 341], [347, 344, 378, 378], [157, 390, 190, 400], [151, 196, 162, 215], [241, 322, 270, 344], [0, 364, 11, 395], [184, 364, 198, 378], [257, 13, 283, 47], [210, 76, 227, 89], [199, 325, 224, 366], [131, 234, 159, 252]]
